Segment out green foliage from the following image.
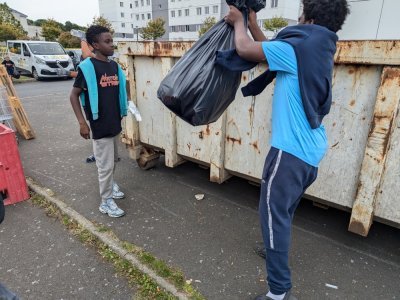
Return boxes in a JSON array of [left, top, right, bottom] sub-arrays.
[[27, 19, 34, 25], [64, 21, 86, 32], [58, 32, 81, 48], [90, 16, 114, 34], [0, 23, 17, 41], [33, 19, 46, 27], [140, 18, 166, 40], [263, 16, 288, 33], [198, 17, 217, 37], [0, 3, 27, 39], [42, 18, 63, 41]]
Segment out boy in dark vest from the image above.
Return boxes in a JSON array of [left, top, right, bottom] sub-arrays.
[[225, 0, 349, 299], [70, 25, 128, 218]]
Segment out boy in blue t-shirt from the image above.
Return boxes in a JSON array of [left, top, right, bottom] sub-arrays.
[[225, 1, 349, 299]]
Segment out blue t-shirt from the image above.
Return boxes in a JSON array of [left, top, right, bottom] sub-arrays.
[[262, 41, 328, 167]]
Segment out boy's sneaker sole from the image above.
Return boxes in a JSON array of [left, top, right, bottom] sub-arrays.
[[112, 193, 125, 200]]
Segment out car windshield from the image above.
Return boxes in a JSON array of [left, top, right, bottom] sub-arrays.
[[27, 43, 66, 55]]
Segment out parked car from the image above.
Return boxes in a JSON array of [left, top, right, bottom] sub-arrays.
[[7, 40, 74, 80]]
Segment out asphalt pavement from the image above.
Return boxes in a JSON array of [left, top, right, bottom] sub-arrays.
[[2, 79, 399, 300]]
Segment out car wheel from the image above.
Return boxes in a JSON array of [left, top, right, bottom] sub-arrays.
[[32, 68, 41, 81]]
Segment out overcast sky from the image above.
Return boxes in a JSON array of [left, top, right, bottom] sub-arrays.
[[4, 0, 100, 26]]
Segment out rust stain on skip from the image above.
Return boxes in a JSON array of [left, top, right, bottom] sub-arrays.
[[199, 125, 211, 140], [138, 41, 194, 57], [251, 141, 261, 154], [335, 41, 400, 65], [227, 136, 242, 145]]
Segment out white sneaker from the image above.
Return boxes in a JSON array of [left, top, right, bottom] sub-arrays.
[[112, 183, 125, 199], [99, 199, 125, 218]]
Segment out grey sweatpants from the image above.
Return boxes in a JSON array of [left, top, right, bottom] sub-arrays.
[[92, 136, 119, 203]]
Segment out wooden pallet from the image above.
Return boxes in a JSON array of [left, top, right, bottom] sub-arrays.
[[0, 65, 35, 140]]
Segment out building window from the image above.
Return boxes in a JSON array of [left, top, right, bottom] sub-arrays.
[[135, 1, 138, 7], [142, 14, 145, 20], [205, 7, 209, 14], [271, 0, 278, 8], [121, 12, 124, 18], [185, 9, 189, 16], [141, 0, 144, 6], [171, 10, 175, 17], [120, 1, 124, 7], [122, 22, 125, 28], [213, 6, 218, 14], [178, 10, 182, 17], [147, 13, 151, 19], [130, 3, 132, 8], [136, 14, 139, 20], [197, 7, 202, 15], [147, 0, 150, 5]]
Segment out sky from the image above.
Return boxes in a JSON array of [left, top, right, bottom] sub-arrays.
[[4, 0, 100, 26]]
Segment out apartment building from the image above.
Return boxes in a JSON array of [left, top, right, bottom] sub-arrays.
[[168, 0, 228, 41], [99, 0, 135, 39], [257, 0, 301, 38], [98, 0, 301, 41], [10, 8, 43, 40]]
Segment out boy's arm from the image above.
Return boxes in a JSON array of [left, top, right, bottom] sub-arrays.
[[248, 10, 268, 42], [225, 6, 267, 63], [70, 87, 90, 139]]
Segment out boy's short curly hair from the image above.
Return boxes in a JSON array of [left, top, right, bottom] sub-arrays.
[[86, 25, 110, 46], [303, 0, 350, 32]]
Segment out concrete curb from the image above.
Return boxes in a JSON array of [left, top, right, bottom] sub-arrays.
[[27, 178, 189, 300], [13, 79, 37, 84]]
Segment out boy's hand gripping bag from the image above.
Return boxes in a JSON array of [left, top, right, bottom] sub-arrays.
[[157, 19, 242, 126]]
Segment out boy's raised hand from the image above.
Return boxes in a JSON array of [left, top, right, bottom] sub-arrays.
[[80, 123, 91, 139], [224, 5, 244, 26]]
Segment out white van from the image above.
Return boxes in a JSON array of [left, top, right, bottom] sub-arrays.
[[7, 40, 74, 80]]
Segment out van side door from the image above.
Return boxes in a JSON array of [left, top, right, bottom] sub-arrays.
[[22, 43, 33, 72]]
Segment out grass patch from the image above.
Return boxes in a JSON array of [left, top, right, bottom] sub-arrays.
[[30, 192, 205, 300]]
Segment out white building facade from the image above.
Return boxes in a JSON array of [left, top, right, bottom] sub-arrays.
[[10, 8, 43, 40], [257, 0, 301, 38], [338, 0, 400, 40], [168, 0, 228, 41], [99, 0, 136, 39], [98, 0, 302, 41]]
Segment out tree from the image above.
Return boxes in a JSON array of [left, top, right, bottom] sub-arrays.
[[33, 19, 47, 27], [64, 21, 86, 32], [58, 32, 81, 48], [42, 19, 63, 41], [0, 3, 27, 38], [198, 17, 216, 37], [0, 23, 17, 42], [27, 19, 34, 25], [90, 16, 114, 34], [140, 18, 166, 40], [263, 17, 288, 34]]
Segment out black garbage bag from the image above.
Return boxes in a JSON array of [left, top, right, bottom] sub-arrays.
[[226, 0, 247, 10], [157, 19, 242, 126], [226, 0, 266, 12]]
